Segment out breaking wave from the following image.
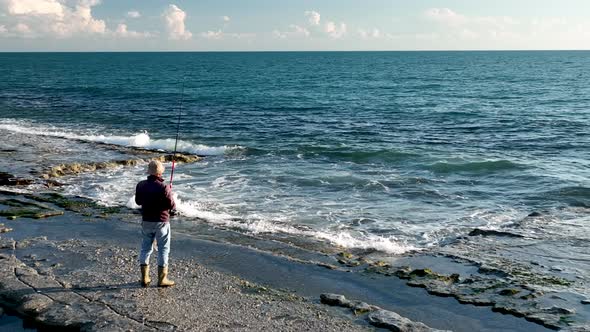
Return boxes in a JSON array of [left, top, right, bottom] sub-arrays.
[[147, 195, 415, 255], [0, 119, 240, 156]]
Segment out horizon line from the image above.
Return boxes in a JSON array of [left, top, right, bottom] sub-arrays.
[[1, 49, 590, 53]]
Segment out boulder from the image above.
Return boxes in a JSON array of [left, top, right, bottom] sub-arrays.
[[320, 293, 351, 307], [367, 309, 450, 332]]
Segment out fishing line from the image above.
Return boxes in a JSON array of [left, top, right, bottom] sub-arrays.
[[169, 76, 186, 187]]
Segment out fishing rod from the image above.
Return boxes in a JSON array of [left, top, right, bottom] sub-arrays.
[[169, 76, 186, 188]]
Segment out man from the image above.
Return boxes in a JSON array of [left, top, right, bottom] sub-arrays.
[[135, 160, 176, 287]]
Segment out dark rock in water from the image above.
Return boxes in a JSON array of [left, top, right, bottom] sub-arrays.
[[44, 179, 64, 188], [581, 299, 590, 305], [320, 293, 444, 331], [367, 309, 450, 332], [320, 293, 351, 307], [468, 228, 524, 238], [499, 289, 520, 296], [0, 172, 34, 186], [0, 223, 13, 233], [542, 306, 575, 315], [528, 211, 542, 217]]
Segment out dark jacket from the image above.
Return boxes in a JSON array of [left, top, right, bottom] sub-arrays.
[[135, 175, 176, 222]]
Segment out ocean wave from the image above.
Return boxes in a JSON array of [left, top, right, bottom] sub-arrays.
[[554, 186, 590, 199], [546, 186, 590, 207], [0, 119, 240, 156], [427, 160, 524, 174], [166, 195, 416, 255], [250, 146, 418, 164]]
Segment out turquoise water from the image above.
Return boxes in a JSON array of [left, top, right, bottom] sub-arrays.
[[0, 52, 588, 261]]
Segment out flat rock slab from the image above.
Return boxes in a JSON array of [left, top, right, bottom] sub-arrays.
[[0, 236, 368, 332], [368, 310, 451, 332], [320, 293, 448, 332]]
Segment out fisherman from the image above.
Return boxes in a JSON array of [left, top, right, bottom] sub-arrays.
[[135, 160, 176, 287]]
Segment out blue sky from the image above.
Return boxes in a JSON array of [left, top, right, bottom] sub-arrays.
[[1, 0, 589, 51]]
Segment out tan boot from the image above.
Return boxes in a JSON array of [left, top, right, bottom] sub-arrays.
[[140, 264, 151, 287], [158, 266, 175, 287]]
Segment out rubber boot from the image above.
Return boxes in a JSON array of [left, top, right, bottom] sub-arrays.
[[140, 264, 151, 287], [158, 266, 175, 287]]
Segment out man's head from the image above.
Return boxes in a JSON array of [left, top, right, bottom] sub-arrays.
[[147, 160, 165, 176]]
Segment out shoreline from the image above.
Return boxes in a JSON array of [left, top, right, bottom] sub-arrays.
[[0, 189, 559, 332], [0, 129, 587, 331]]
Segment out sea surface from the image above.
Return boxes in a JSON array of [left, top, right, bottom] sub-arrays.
[[0, 51, 589, 297]]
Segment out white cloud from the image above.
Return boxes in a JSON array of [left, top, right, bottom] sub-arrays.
[[272, 24, 309, 39], [14, 22, 31, 34], [221, 15, 230, 22], [272, 30, 286, 39], [113, 23, 151, 38], [4, 0, 64, 17], [290, 24, 309, 37], [359, 28, 381, 39], [304, 10, 320, 26], [201, 29, 223, 40], [424, 8, 466, 26], [127, 10, 140, 19], [163, 4, 192, 40], [0, 0, 106, 38], [324, 21, 346, 38], [419, 8, 590, 49], [201, 29, 254, 40]]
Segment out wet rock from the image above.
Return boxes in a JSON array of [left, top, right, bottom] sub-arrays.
[[320, 293, 351, 307], [581, 299, 590, 305], [0, 224, 13, 233], [351, 301, 373, 315], [0, 172, 34, 186], [0, 237, 16, 250], [338, 252, 354, 260], [44, 180, 64, 188], [468, 228, 524, 238], [41, 154, 201, 179], [498, 289, 520, 296], [542, 306, 575, 315], [367, 309, 449, 332], [0, 208, 64, 220]]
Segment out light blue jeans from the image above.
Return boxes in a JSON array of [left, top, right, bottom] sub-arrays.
[[139, 221, 171, 267]]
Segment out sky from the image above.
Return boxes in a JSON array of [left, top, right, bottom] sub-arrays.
[[1, 0, 590, 51]]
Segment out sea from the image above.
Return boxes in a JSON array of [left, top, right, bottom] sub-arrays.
[[0, 51, 589, 299]]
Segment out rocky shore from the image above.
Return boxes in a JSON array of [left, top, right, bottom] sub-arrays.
[[0, 189, 462, 332], [0, 235, 373, 332], [1, 130, 587, 332]]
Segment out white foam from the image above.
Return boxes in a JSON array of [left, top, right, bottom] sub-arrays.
[[0, 119, 239, 156], [171, 195, 416, 254]]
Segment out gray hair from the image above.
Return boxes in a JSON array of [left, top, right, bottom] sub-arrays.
[[147, 160, 165, 176]]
